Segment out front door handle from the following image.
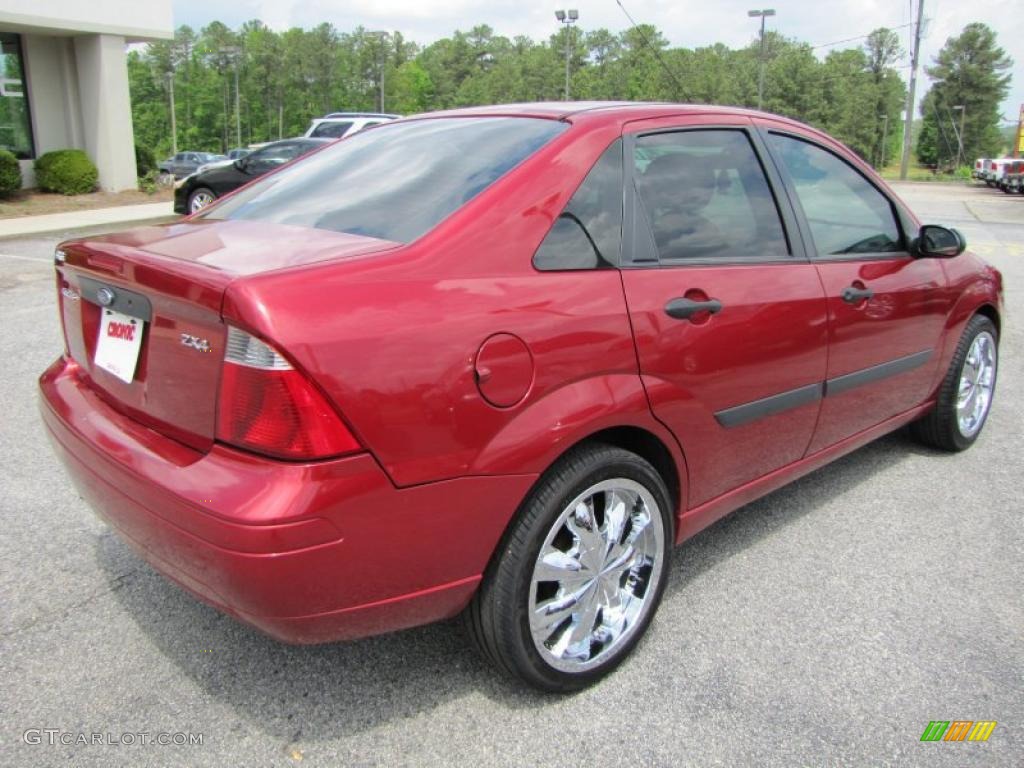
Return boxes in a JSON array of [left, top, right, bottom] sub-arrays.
[[841, 285, 874, 303], [665, 296, 723, 320]]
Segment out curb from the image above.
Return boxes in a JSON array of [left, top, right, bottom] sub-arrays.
[[0, 203, 179, 240]]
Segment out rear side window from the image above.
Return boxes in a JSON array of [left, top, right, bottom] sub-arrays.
[[205, 117, 566, 244], [533, 139, 623, 270], [768, 133, 903, 255], [311, 121, 353, 138], [633, 129, 789, 262]]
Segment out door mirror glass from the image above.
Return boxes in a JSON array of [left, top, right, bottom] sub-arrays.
[[917, 225, 965, 258]]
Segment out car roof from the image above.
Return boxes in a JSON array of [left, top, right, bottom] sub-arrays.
[[258, 137, 333, 149], [400, 101, 824, 138], [320, 113, 401, 120]]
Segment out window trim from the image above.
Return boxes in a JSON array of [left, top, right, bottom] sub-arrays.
[[759, 127, 913, 263], [1, 32, 35, 160], [620, 123, 807, 269]]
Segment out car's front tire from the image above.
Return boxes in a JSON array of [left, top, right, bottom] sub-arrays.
[[912, 314, 998, 451], [188, 187, 217, 214], [465, 443, 673, 692]]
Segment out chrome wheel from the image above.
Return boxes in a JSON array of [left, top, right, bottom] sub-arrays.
[[956, 331, 996, 438], [189, 189, 215, 213], [528, 478, 665, 673]]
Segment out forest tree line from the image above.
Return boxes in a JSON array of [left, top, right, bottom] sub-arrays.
[[127, 19, 1012, 170]]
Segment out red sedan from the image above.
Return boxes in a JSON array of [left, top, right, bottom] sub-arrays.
[[39, 103, 1003, 691]]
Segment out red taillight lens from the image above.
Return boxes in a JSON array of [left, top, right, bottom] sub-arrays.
[[216, 327, 361, 460]]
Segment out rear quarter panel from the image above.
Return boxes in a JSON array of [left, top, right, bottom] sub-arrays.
[[221, 119, 673, 488]]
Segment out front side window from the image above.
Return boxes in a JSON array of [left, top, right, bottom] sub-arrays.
[[633, 129, 789, 262], [533, 139, 623, 270], [206, 117, 567, 244], [768, 133, 903, 255], [0, 33, 32, 159]]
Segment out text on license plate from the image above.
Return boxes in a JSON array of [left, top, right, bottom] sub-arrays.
[[94, 309, 144, 384]]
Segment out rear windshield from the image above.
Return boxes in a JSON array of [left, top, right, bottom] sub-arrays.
[[204, 117, 566, 243]]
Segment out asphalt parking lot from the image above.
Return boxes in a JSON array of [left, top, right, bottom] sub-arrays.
[[0, 182, 1020, 767]]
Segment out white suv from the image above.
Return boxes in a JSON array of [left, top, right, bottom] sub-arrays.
[[304, 112, 400, 140]]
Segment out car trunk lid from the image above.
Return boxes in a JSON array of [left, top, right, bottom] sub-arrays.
[[55, 220, 400, 452]]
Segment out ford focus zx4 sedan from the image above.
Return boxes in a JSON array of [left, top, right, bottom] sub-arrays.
[[39, 103, 1003, 692]]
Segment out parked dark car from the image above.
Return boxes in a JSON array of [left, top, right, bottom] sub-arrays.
[[41, 103, 1003, 692], [158, 151, 226, 179], [174, 138, 331, 214]]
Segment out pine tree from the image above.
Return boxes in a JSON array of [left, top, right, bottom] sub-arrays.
[[916, 23, 1012, 169]]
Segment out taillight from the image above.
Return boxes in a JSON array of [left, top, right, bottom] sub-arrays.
[[216, 326, 361, 460]]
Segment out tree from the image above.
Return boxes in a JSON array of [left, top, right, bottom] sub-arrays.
[[864, 28, 905, 168], [916, 23, 1012, 169]]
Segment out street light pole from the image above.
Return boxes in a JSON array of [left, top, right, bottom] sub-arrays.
[[555, 9, 579, 101], [368, 31, 388, 112], [952, 104, 966, 167], [878, 113, 889, 169], [234, 60, 241, 148], [166, 71, 177, 156], [748, 9, 775, 111], [219, 46, 242, 149]]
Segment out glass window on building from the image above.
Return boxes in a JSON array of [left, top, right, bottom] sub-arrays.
[[0, 33, 34, 159]]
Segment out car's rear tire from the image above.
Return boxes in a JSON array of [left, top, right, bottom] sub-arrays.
[[911, 314, 998, 451], [464, 443, 673, 692], [188, 187, 216, 214]]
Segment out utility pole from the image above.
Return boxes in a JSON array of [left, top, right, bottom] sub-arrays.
[[899, 0, 925, 180], [748, 9, 776, 111], [555, 10, 579, 101], [166, 71, 177, 155]]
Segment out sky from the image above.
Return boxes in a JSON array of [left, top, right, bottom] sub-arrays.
[[171, 0, 1023, 124]]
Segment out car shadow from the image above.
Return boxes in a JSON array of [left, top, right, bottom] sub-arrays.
[[96, 426, 937, 742]]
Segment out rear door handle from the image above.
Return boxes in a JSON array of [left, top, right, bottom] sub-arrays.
[[665, 297, 723, 320], [841, 286, 874, 303]]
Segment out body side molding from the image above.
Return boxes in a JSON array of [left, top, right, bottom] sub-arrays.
[[713, 349, 934, 428]]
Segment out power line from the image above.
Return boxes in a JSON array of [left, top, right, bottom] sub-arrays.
[[817, 62, 911, 87], [614, 0, 692, 101], [810, 22, 913, 50]]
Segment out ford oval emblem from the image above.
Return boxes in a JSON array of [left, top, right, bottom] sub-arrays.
[[96, 287, 115, 307]]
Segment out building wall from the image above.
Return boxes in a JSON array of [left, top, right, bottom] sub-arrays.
[[0, 1, 172, 42], [2, 0, 171, 192], [72, 34, 137, 191]]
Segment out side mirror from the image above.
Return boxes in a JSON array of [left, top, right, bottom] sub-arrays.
[[234, 157, 249, 172], [916, 225, 966, 258]]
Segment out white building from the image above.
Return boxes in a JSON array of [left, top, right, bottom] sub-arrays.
[[0, 1, 172, 191]]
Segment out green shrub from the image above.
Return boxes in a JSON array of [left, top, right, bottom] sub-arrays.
[[138, 169, 160, 194], [34, 149, 98, 195], [0, 149, 21, 196], [135, 143, 156, 178]]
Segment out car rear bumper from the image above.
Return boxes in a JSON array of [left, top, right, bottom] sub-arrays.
[[39, 356, 535, 643]]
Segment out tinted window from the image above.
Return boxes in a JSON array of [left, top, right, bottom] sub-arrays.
[[206, 117, 566, 244], [768, 133, 902, 255], [633, 130, 789, 261], [311, 121, 353, 138], [534, 139, 623, 270], [248, 143, 304, 173]]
